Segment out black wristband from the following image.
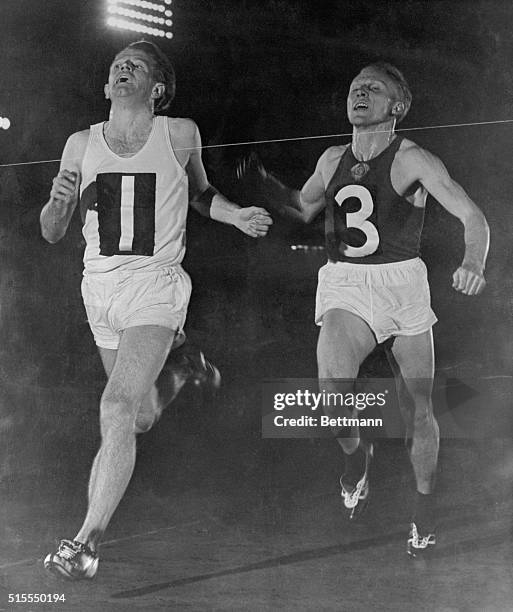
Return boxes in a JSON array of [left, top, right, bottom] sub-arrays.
[[197, 185, 219, 209]]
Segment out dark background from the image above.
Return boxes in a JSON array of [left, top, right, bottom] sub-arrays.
[[0, 0, 512, 583]]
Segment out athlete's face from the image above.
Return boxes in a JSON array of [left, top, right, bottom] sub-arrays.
[[347, 68, 401, 127], [105, 48, 163, 105]]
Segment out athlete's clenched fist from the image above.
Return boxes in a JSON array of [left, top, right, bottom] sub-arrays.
[[234, 206, 273, 238], [50, 169, 78, 205], [452, 264, 486, 295]]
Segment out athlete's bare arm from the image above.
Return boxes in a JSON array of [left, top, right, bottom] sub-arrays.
[[238, 146, 345, 224], [396, 141, 489, 295], [296, 147, 341, 223], [178, 119, 272, 238], [40, 131, 88, 243]]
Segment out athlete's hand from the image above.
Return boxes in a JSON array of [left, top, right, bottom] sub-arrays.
[[452, 264, 486, 295], [236, 152, 267, 181], [234, 206, 273, 238], [237, 153, 297, 216], [50, 169, 78, 206]]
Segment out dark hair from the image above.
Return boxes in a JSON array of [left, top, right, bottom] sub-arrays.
[[364, 61, 412, 123], [126, 40, 176, 112]]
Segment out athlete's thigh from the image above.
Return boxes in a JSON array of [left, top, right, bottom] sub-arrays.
[[318, 308, 376, 376], [103, 325, 175, 403], [98, 347, 117, 378], [391, 330, 434, 395]]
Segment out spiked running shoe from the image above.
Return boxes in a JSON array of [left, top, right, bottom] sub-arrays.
[[340, 442, 373, 520], [407, 523, 436, 558], [44, 539, 98, 580], [188, 351, 221, 398]]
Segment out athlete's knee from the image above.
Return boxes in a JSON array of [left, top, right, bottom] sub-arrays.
[[404, 380, 432, 412], [412, 403, 437, 432], [318, 341, 359, 377], [99, 392, 138, 434], [319, 381, 356, 419], [133, 406, 161, 434], [317, 339, 367, 379], [134, 412, 158, 434], [322, 398, 350, 420], [132, 387, 162, 434], [318, 360, 345, 380]]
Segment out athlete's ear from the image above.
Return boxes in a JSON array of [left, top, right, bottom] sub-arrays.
[[151, 83, 165, 99], [104, 84, 110, 100], [391, 101, 404, 116]]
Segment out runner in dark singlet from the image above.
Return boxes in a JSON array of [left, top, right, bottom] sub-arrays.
[[239, 61, 489, 556], [325, 134, 424, 264]]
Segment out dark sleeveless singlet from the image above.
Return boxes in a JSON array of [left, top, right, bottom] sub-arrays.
[[325, 136, 424, 264]]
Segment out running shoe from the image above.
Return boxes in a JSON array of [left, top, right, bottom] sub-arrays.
[[340, 442, 373, 519], [44, 539, 98, 580], [407, 522, 436, 558]]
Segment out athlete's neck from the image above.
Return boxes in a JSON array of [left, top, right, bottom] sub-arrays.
[[351, 120, 396, 162], [105, 103, 154, 139]]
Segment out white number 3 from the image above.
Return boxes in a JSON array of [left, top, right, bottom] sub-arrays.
[[335, 184, 380, 257]]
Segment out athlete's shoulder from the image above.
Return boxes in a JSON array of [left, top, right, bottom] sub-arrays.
[[317, 144, 348, 169], [323, 144, 348, 160], [165, 117, 200, 148], [395, 137, 446, 182], [61, 129, 90, 169], [166, 117, 198, 136], [67, 128, 90, 147], [396, 137, 435, 164]]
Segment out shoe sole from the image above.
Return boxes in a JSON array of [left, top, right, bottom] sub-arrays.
[[407, 545, 436, 559], [43, 555, 98, 581]]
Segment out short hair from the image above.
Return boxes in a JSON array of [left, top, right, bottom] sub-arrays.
[[364, 61, 412, 123], [126, 40, 176, 112]]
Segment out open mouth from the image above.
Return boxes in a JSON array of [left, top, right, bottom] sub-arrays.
[[116, 75, 130, 84], [353, 102, 369, 110]]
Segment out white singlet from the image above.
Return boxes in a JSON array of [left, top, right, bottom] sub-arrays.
[[80, 116, 188, 273]]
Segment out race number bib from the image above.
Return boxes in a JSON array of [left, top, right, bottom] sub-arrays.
[[94, 172, 156, 256], [335, 184, 379, 257]]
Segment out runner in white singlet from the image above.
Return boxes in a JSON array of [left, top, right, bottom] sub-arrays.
[[40, 40, 272, 580]]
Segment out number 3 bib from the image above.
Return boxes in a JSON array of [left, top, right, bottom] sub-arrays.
[[324, 137, 425, 265]]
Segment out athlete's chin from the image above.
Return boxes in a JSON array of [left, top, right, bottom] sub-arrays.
[[349, 117, 371, 128], [348, 110, 369, 121], [349, 116, 388, 129], [112, 90, 135, 97]]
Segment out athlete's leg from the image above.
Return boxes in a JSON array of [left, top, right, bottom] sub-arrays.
[[98, 340, 189, 435], [75, 325, 175, 551], [84, 340, 186, 522], [82, 346, 163, 514], [390, 329, 439, 494], [385, 346, 415, 445], [392, 330, 438, 554], [317, 308, 376, 453], [318, 309, 377, 515]]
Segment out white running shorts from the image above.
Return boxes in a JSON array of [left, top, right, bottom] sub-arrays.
[[81, 265, 192, 350], [315, 258, 437, 343]]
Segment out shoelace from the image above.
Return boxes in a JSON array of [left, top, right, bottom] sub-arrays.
[[409, 524, 435, 548], [341, 443, 373, 509], [57, 540, 81, 560], [342, 476, 368, 507]]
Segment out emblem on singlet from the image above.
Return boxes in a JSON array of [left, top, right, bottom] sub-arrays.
[[350, 162, 370, 182]]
